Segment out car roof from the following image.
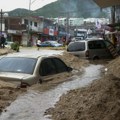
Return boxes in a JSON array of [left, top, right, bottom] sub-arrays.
[[86, 37, 104, 41], [3, 54, 57, 59], [72, 37, 104, 42], [45, 40, 57, 42]]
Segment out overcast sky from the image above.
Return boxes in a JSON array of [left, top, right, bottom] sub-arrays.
[[0, 0, 57, 12]]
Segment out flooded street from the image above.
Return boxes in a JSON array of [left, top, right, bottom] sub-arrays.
[[0, 64, 104, 120], [9, 47, 64, 56]]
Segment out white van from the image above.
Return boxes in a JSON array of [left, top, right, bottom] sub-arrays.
[[67, 38, 118, 59]]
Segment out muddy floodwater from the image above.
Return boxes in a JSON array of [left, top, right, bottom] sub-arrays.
[[0, 64, 104, 120]]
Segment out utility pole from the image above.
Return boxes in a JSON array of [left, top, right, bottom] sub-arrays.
[[65, 12, 69, 42], [27, 0, 31, 46], [27, 0, 41, 46], [65, 0, 70, 42], [111, 6, 115, 24], [111, 6, 116, 45], [0, 9, 3, 35]]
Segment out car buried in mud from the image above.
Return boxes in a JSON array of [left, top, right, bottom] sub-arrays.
[[0, 54, 72, 88]]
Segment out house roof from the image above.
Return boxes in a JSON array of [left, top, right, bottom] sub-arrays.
[[93, 0, 120, 8]]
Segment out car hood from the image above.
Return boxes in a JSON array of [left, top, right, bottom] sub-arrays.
[[0, 72, 31, 82]]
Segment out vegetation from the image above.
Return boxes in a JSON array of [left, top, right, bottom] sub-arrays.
[[11, 42, 20, 52], [8, 8, 31, 17], [8, 0, 109, 18]]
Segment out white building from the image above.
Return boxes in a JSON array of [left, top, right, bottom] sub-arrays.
[[84, 18, 110, 25], [69, 18, 84, 26], [53, 17, 109, 27], [53, 17, 84, 26]]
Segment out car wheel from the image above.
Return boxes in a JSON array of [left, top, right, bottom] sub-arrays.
[[20, 82, 30, 88], [38, 78, 43, 84], [93, 56, 99, 60]]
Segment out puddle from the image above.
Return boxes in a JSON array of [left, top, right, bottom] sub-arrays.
[[0, 64, 104, 120]]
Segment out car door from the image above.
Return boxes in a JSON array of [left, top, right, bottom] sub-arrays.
[[45, 41, 51, 47], [88, 40, 112, 59], [39, 58, 71, 82]]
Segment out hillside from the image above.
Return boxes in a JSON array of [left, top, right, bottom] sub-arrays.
[[8, 0, 108, 18], [8, 8, 32, 17]]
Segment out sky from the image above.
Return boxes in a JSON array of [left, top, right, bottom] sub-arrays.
[[0, 0, 57, 12]]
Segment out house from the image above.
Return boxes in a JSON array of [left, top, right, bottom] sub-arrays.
[[4, 16, 58, 46], [5, 17, 26, 44]]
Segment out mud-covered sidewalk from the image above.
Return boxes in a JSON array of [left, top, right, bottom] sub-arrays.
[[0, 48, 13, 56]]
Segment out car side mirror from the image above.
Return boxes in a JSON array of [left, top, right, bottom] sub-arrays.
[[67, 66, 73, 72]]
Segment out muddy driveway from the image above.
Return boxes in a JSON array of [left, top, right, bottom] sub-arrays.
[[0, 48, 105, 120]]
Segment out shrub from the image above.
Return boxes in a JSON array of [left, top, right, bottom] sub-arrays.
[[11, 42, 19, 52]]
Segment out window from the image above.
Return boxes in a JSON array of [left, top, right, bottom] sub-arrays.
[[24, 19, 28, 25], [39, 58, 68, 76], [67, 42, 85, 52], [34, 22, 37, 27], [30, 21, 32, 26], [88, 40, 106, 49], [51, 58, 68, 73], [69, 20, 73, 26], [104, 40, 114, 48], [39, 58, 56, 76], [0, 57, 37, 74]]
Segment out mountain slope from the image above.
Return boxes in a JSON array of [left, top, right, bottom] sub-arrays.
[[34, 0, 108, 18], [8, 8, 32, 16], [8, 0, 108, 18]]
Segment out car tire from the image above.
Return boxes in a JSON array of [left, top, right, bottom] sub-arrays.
[[39, 78, 43, 84], [93, 56, 99, 60]]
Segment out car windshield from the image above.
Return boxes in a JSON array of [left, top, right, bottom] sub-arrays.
[[0, 57, 37, 74]]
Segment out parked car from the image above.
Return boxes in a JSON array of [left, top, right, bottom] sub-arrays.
[[5, 41, 14, 48], [0, 54, 72, 88], [67, 38, 118, 59], [38, 40, 63, 47]]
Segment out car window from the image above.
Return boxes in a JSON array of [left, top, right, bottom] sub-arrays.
[[50, 41, 56, 44], [104, 40, 114, 47], [51, 58, 68, 73], [42, 41, 47, 44], [67, 42, 85, 51], [88, 40, 106, 49], [0, 57, 37, 74], [45, 41, 49, 44], [39, 58, 57, 76], [39, 58, 68, 76]]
